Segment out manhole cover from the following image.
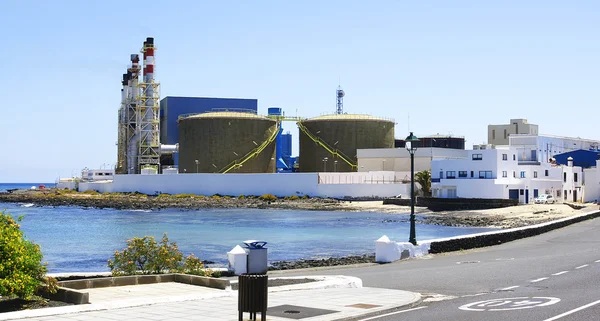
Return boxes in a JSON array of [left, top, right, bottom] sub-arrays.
[[268, 305, 338, 319]]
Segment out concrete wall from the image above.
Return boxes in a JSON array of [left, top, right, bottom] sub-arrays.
[[357, 148, 468, 172], [78, 172, 410, 199], [583, 161, 600, 203]]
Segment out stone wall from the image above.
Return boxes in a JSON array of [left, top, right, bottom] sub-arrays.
[[383, 196, 518, 211]]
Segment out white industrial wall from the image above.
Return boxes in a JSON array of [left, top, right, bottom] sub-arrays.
[[78, 173, 409, 199], [583, 161, 600, 203], [357, 148, 468, 172]]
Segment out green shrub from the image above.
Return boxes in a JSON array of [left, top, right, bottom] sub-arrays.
[[211, 195, 221, 200], [0, 212, 57, 299], [289, 195, 300, 201], [82, 190, 100, 195], [302, 195, 310, 199], [108, 233, 183, 275], [156, 193, 171, 198], [107, 233, 215, 277], [259, 194, 278, 202], [238, 195, 245, 199], [175, 194, 195, 199], [182, 254, 213, 277]]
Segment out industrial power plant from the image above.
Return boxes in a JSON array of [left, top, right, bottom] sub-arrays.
[[115, 37, 395, 176], [60, 37, 414, 199]]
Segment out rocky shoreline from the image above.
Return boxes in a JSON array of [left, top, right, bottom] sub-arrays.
[[0, 189, 348, 211], [269, 254, 376, 271]]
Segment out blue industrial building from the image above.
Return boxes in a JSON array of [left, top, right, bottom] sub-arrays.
[[160, 96, 258, 165], [553, 149, 600, 168]]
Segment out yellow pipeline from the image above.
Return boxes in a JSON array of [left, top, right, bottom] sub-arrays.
[[296, 122, 358, 170], [218, 121, 281, 174]]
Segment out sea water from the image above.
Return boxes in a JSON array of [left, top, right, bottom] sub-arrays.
[[0, 202, 497, 273]]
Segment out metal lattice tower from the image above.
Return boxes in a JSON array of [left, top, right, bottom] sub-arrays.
[[137, 38, 161, 170], [126, 55, 141, 174], [336, 86, 345, 114]]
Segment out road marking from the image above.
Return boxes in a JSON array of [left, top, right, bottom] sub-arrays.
[[530, 277, 549, 283], [543, 299, 600, 321], [575, 264, 589, 269], [460, 297, 560, 311], [552, 271, 569, 276], [358, 306, 427, 320], [595, 260, 600, 263], [499, 286, 520, 291]]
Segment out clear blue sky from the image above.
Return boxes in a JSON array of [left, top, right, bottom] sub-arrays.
[[1, 1, 599, 182]]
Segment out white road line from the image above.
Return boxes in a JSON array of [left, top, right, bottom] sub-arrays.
[[576, 264, 589, 269], [552, 271, 569, 276], [358, 306, 428, 321], [530, 277, 549, 283], [543, 299, 600, 321], [500, 286, 520, 291], [595, 260, 600, 263]]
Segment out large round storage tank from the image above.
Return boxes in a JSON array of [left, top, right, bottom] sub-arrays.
[[178, 112, 277, 173], [298, 114, 394, 172]]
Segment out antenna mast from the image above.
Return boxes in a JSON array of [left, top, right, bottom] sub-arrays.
[[336, 86, 345, 114]]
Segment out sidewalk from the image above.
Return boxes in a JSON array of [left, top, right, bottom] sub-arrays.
[[0, 276, 421, 321]]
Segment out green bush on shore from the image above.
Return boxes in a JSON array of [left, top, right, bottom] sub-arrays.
[[107, 233, 212, 277], [259, 194, 278, 202], [0, 212, 57, 299]]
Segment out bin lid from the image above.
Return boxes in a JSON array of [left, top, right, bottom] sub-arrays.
[[243, 240, 268, 248]]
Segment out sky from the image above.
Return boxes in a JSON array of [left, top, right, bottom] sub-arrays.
[[1, 1, 599, 182]]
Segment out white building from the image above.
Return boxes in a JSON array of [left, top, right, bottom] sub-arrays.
[[510, 134, 600, 165], [357, 148, 467, 173], [431, 149, 583, 204], [488, 119, 539, 146], [583, 160, 600, 203]]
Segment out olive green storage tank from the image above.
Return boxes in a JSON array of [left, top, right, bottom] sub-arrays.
[[298, 114, 394, 172], [178, 112, 277, 173]]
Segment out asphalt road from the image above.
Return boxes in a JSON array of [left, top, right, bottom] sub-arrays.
[[275, 214, 600, 321]]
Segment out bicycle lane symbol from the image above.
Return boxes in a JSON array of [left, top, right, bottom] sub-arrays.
[[459, 297, 561, 311]]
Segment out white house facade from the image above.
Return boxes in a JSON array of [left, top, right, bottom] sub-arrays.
[[356, 148, 467, 173], [431, 149, 583, 204], [509, 134, 600, 165], [583, 160, 600, 203]]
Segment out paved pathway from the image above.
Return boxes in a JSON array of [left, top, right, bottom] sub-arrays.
[[0, 277, 420, 321]]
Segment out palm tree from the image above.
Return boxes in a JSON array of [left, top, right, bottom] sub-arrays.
[[415, 170, 431, 196]]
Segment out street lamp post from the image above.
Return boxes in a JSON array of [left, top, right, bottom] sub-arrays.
[[334, 160, 338, 172], [194, 160, 199, 173], [405, 132, 420, 245], [323, 157, 328, 172]]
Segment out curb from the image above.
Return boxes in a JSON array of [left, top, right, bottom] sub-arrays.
[[334, 292, 423, 321]]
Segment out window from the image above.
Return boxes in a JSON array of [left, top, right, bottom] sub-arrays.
[[446, 171, 456, 179], [504, 129, 507, 139], [440, 171, 443, 179], [492, 129, 496, 140], [472, 154, 483, 160], [471, 171, 474, 178], [502, 171, 507, 178], [520, 189, 524, 195], [513, 154, 516, 161], [564, 172, 567, 183], [97, 173, 103, 176], [564, 190, 568, 200], [534, 171, 538, 178], [502, 154, 507, 161], [574, 173, 578, 182], [513, 171, 516, 178], [557, 190, 561, 197], [545, 170, 549, 177], [479, 170, 493, 179], [520, 171, 526, 178], [458, 171, 467, 178]]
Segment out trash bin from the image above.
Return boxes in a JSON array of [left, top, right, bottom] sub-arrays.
[[238, 274, 268, 321], [243, 240, 268, 274]]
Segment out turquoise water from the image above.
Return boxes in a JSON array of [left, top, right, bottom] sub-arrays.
[[0, 202, 497, 273]]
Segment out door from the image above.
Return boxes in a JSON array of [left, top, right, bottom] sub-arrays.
[[509, 189, 519, 200], [531, 150, 537, 161], [525, 189, 529, 204], [573, 190, 577, 202], [534, 189, 539, 198]]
